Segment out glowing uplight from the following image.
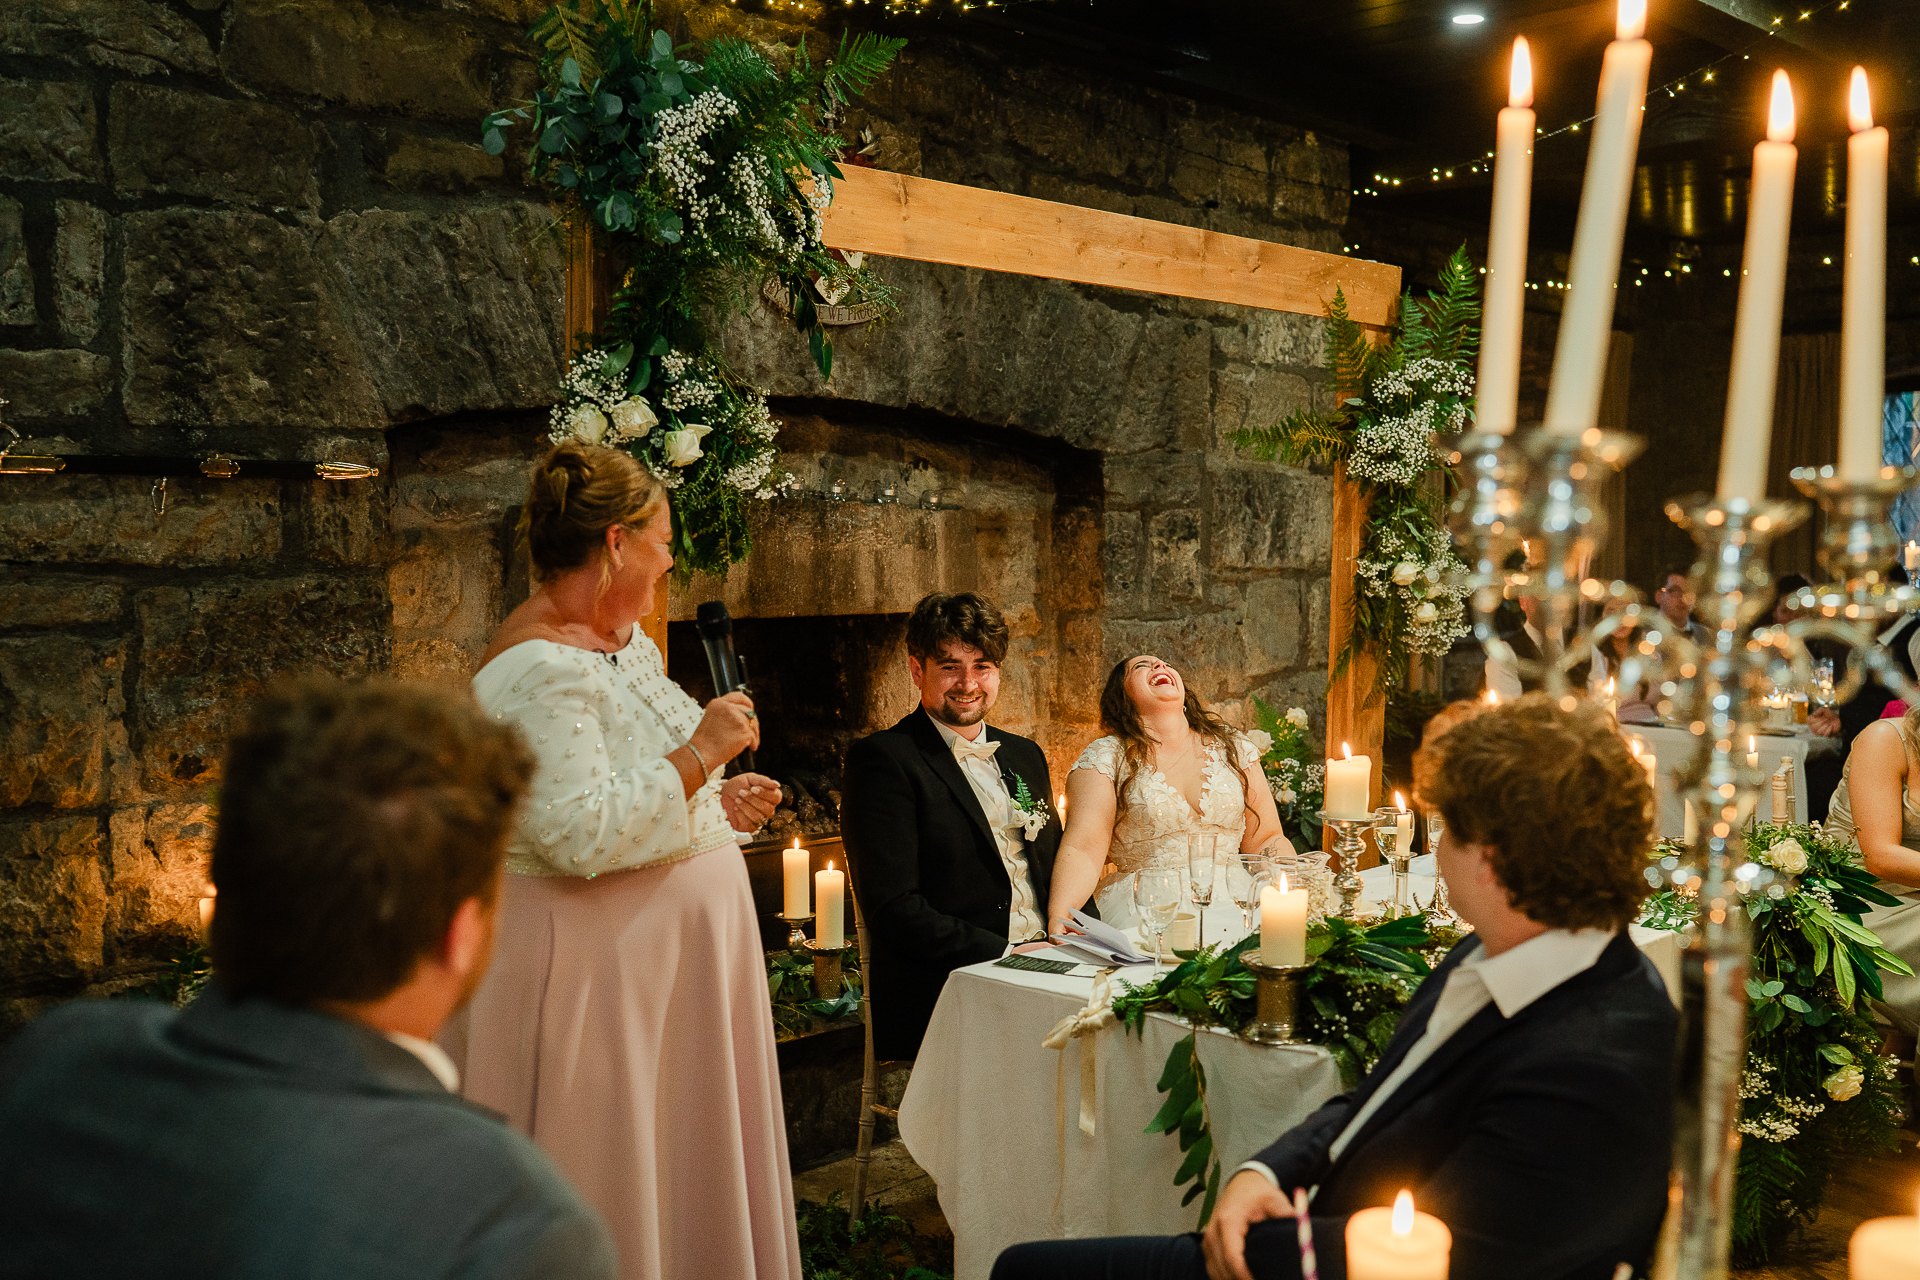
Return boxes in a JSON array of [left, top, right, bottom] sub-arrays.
[[1849, 66, 1873, 133], [1509, 37, 1533, 108], [1616, 0, 1647, 41], [1392, 1190, 1415, 1236], [1767, 69, 1797, 144], [1453, 11, 1486, 24]]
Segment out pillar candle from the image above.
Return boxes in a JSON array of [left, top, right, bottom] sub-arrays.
[[1906, 542, 1919, 573], [1747, 736, 1761, 772], [1851, 1212, 1920, 1279], [1476, 37, 1534, 436], [1839, 68, 1888, 483], [783, 839, 810, 917], [1393, 793, 1414, 854], [1346, 1191, 1451, 1280], [815, 863, 845, 948], [1260, 874, 1308, 968], [1544, 0, 1651, 434], [1717, 71, 1798, 502], [1324, 745, 1373, 819], [1684, 802, 1699, 846]]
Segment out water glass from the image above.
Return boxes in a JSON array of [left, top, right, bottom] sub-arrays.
[[1810, 658, 1836, 710], [1187, 835, 1219, 947], [1225, 849, 1272, 937], [1133, 866, 1183, 970]]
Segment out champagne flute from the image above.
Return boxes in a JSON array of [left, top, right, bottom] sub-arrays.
[[1133, 866, 1183, 972], [1810, 658, 1836, 711], [1225, 849, 1271, 937], [1186, 834, 1218, 949]]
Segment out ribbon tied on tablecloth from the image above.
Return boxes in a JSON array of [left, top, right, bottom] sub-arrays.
[[1042, 972, 1114, 1142]]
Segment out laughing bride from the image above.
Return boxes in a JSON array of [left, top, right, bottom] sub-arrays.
[[1045, 655, 1293, 931]]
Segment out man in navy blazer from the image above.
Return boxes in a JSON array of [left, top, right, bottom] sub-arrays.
[[0, 679, 617, 1280], [843, 592, 1070, 1061], [994, 694, 1677, 1280]]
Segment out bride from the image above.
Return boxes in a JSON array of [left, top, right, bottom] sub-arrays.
[[1046, 655, 1293, 930]]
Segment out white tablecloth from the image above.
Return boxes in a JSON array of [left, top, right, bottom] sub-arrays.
[[897, 862, 1680, 1279], [1628, 724, 1809, 838]]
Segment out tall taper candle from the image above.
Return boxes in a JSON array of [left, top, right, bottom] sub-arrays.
[[783, 838, 810, 917], [1544, 0, 1651, 434], [1717, 71, 1798, 503], [1839, 67, 1888, 482], [1476, 38, 1535, 436], [815, 862, 845, 949]]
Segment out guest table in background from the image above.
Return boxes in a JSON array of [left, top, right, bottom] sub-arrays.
[[897, 864, 1680, 1280], [1632, 725, 1810, 838]]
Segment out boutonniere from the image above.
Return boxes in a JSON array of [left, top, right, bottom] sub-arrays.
[[1009, 774, 1051, 840]]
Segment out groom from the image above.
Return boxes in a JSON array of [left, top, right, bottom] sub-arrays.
[[843, 592, 1069, 1061]]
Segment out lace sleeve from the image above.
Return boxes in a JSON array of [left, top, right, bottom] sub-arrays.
[[1072, 735, 1123, 780], [1231, 731, 1266, 773]]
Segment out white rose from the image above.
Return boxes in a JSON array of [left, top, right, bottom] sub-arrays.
[[1766, 838, 1809, 876], [1426, 580, 1448, 599], [609, 397, 658, 439], [1824, 1065, 1864, 1101], [1277, 787, 1298, 805], [1414, 601, 1439, 624], [1286, 707, 1310, 729], [563, 404, 608, 445], [1245, 729, 1273, 757], [1021, 810, 1047, 840], [663, 423, 713, 467], [1392, 561, 1421, 587]]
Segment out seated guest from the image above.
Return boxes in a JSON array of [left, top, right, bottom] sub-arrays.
[[993, 694, 1676, 1280], [1046, 654, 1292, 928], [0, 679, 617, 1280], [1808, 565, 1920, 818], [843, 592, 1068, 1061], [1820, 702, 1920, 1048], [1654, 564, 1710, 645]]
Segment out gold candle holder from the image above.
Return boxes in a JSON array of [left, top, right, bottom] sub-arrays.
[[1240, 955, 1312, 1044], [803, 938, 852, 999], [779, 913, 813, 954]]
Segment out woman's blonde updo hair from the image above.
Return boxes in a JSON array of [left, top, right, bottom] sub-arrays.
[[518, 442, 666, 582]]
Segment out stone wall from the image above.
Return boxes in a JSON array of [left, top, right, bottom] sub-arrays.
[[0, 0, 1343, 1029]]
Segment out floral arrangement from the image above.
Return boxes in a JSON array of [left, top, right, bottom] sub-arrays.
[[766, 946, 861, 1040], [1008, 774, 1051, 841], [1250, 697, 1324, 850], [1232, 246, 1480, 698], [484, 2, 903, 575], [1111, 914, 1442, 1226], [1639, 822, 1911, 1263]]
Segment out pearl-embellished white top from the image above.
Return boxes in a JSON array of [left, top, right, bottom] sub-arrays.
[[472, 630, 732, 878]]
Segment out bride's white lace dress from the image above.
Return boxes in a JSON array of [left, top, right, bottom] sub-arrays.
[[1074, 732, 1261, 927]]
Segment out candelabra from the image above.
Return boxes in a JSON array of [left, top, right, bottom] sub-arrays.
[[1319, 811, 1383, 920], [1784, 466, 1920, 708]]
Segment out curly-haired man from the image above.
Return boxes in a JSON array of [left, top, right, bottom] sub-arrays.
[[995, 694, 1676, 1280]]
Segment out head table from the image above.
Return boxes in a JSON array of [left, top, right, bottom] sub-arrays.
[[1628, 722, 1819, 839], [895, 858, 1682, 1280]]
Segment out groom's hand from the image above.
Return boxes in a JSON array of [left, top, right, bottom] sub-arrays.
[[1202, 1170, 1294, 1280]]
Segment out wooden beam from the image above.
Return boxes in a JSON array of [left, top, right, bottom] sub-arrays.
[[566, 219, 669, 661], [822, 165, 1401, 328], [1323, 463, 1385, 868]]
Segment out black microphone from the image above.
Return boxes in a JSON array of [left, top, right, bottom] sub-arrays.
[[695, 600, 754, 772]]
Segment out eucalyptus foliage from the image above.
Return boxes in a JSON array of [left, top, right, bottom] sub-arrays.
[[1232, 247, 1481, 699], [1111, 915, 1441, 1226], [484, 1, 903, 574]]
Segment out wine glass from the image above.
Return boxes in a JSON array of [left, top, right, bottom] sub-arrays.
[[1186, 834, 1218, 948], [1810, 658, 1836, 711], [1133, 866, 1183, 971], [1224, 849, 1272, 937]]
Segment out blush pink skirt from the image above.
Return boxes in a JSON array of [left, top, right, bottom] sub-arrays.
[[443, 848, 800, 1280]]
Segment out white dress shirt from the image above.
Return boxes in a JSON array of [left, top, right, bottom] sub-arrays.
[[1239, 927, 1616, 1188], [385, 1030, 461, 1092], [930, 716, 1047, 944]]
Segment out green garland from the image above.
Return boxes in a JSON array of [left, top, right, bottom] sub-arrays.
[[1642, 822, 1912, 1263], [1110, 915, 1444, 1226], [767, 947, 862, 1041], [1231, 247, 1481, 701], [485, 2, 903, 575], [1249, 696, 1324, 852]]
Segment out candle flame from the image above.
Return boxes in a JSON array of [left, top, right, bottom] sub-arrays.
[[1392, 1190, 1415, 1236], [1849, 66, 1873, 133], [1485, 688, 1501, 705], [792, 837, 800, 850], [827, 860, 835, 872], [1394, 790, 1405, 809], [1342, 742, 1353, 760], [1509, 38, 1533, 108], [1607, 677, 1616, 695], [1750, 735, 1756, 752], [1767, 69, 1796, 144], [1279, 871, 1290, 894], [1616, 0, 1646, 41]]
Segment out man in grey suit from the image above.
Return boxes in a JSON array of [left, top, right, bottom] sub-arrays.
[[0, 679, 617, 1280]]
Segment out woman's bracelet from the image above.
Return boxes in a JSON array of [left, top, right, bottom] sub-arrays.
[[686, 740, 709, 778]]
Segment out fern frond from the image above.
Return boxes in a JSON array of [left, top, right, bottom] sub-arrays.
[[1425, 245, 1482, 367], [820, 32, 907, 105], [1325, 288, 1376, 403], [1230, 407, 1351, 469], [529, 2, 603, 84]]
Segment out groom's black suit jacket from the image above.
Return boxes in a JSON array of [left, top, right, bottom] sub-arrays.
[[1244, 930, 1677, 1280], [842, 708, 1067, 1061]]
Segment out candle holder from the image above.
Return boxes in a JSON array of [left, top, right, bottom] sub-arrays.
[[803, 938, 853, 999], [1785, 466, 1920, 706], [1239, 955, 1313, 1045], [1318, 811, 1383, 921], [1419, 814, 1465, 932], [1372, 806, 1416, 920], [779, 913, 813, 954], [1445, 429, 1531, 675]]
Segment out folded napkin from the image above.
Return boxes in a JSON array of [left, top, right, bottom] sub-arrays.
[[1048, 908, 1153, 967]]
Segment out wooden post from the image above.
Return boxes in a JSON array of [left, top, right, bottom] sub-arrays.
[[1324, 462, 1385, 866], [565, 220, 671, 660]]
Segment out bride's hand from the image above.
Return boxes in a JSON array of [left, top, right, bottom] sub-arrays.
[[720, 772, 781, 832]]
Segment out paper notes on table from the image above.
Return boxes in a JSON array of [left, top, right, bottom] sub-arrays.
[[1048, 908, 1154, 967]]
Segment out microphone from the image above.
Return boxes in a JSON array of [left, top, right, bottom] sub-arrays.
[[695, 600, 754, 772]]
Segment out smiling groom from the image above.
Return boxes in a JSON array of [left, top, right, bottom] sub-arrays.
[[842, 592, 1070, 1061]]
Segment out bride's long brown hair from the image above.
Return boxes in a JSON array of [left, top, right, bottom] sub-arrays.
[[1098, 656, 1249, 829]]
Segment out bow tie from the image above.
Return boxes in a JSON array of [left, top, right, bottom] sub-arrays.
[[950, 736, 1001, 764]]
